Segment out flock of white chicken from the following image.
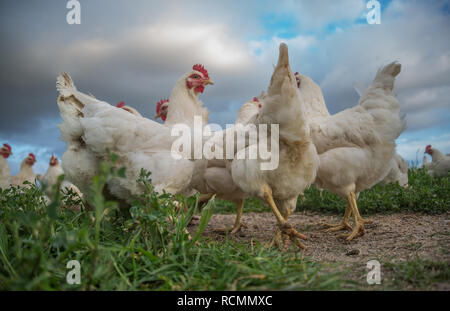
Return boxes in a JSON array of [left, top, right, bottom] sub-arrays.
[[1, 43, 449, 250]]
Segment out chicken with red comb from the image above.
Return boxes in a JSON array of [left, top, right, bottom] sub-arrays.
[[37, 155, 83, 203], [155, 99, 169, 121], [424, 145, 450, 177], [11, 153, 37, 187], [56, 62, 214, 206], [116, 102, 143, 117], [0, 143, 13, 189]]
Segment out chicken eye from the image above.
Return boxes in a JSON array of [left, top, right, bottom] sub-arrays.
[[192, 74, 200, 79]]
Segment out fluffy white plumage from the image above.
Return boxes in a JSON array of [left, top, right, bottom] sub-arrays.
[[310, 61, 406, 240], [425, 147, 450, 177], [231, 43, 319, 249], [380, 153, 409, 188], [56, 68, 212, 205], [37, 156, 83, 199], [352, 79, 408, 188], [200, 98, 262, 232], [11, 155, 36, 187]]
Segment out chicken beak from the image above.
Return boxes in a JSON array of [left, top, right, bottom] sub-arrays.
[[203, 79, 214, 86], [155, 113, 161, 120]]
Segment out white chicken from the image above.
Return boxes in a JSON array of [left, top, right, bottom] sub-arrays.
[[155, 99, 169, 121], [380, 153, 408, 188], [0, 143, 12, 189], [294, 71, 329, 199], [11, 153, 37, 187], [198, 97, 263, 233], [295, 72, 409, 196], [116, 102, 143, 117], [37, 155, 83, 199], [308, 62, 406, 240], [56, 64, 214, 205], [231, 43, 319, 249], [156, 96, 263, 233], [353, 80, 408, 189], [424, 145, 450, 177]]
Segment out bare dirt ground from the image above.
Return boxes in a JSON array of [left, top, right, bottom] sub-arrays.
[[190, 211, 450, 263], [189, 211, 450, 289]]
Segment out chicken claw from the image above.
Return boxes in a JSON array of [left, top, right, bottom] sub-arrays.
[[338, 192, 369, 241], [214, 222, 245, 235], [263, 188, 308, 250], [339, 221, 365, 241], [322, 205, 352, 232], [323, 222, 352, 232], [214, 199, 245, 235], [267, 227, 307, 251], [359, 218, 373, 225], [278, 223, 308, 250]]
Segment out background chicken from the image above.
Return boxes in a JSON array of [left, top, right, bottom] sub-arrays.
[[309, 62, 406, 240], [231, 43, 319, 249], [37, 155, 83, 199], [197, 97, 263, 233], [56, 64, 213, 205], [424, 145, 450, 177], [0, 143, 12, 189], [155, 99, 169, 121], [380, 153, 409, 188], [11, 153, 37, 187], [116, 102, 143, 117], [156, 97, 263, 233]]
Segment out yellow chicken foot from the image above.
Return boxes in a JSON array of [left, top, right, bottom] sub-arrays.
[[263, 188, 307, 250], [214, 199, 245, 234], [358, 216, 373, 225], [322, 204, 352, 232], [339, 192, 366, 241]]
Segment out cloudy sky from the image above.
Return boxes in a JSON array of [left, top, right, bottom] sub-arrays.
[[0, 0, 449, 175]]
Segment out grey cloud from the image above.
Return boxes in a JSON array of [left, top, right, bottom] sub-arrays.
[[0, 0, 449, 172]]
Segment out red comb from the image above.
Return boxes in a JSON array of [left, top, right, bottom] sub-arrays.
[[425, 145, 432, 150], [3, 144, 11, 152], [192, 64, 209, 79], [156, 99, 169, 112], [294, 72, 299, 75], [116, 102, 126, 108], [253, 97, 259, 102], [29, 153, 36, 161]]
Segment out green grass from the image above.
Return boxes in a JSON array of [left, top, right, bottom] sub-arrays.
[[0, 158, 349, 291], [380, 260, 450, 290], [215, 168, 450, 215], [0, 160, 448, 290]]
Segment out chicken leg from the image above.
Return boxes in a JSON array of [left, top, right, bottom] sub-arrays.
[[214, 198, 245, 234], [339, 192, 369, 241], [264, 188, 307, 250], [268, 208, 292, 249], [322, 203, 352, 232]]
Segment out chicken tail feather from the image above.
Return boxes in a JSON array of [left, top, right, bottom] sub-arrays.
[[57, 72, 85, 113], [371, 61, 401, 93], [57, 72, 76, 97]]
